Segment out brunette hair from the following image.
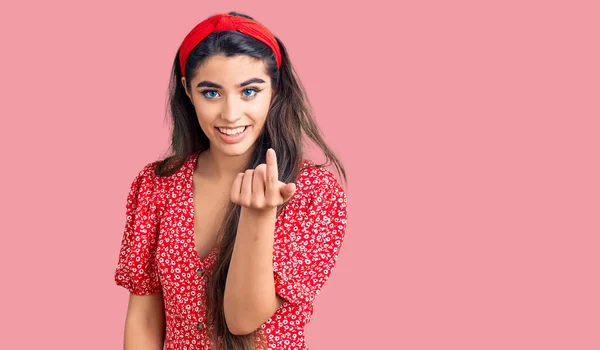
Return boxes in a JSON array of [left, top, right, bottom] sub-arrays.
[[155, 11, 346, 349]]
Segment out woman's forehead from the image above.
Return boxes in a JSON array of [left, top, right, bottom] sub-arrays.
[[193, 55, 270, 84]]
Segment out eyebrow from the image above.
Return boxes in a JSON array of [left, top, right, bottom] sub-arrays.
[[196, 78, 266, 89]]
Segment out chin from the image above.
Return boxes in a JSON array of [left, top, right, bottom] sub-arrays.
[[212, 139, 256, 157], [221, 146, 251, 157]]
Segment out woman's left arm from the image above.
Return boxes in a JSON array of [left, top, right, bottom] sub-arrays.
[[224, 149, 296, 335], [224, 207, 282, 335]]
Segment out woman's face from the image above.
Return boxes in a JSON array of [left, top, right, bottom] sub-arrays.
[[183, 55, 273, 158]]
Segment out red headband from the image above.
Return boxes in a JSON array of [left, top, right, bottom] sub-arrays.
[[178, 14, 282, 77]]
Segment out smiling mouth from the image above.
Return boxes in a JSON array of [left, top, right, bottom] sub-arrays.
[[216, 126, 248, 135]]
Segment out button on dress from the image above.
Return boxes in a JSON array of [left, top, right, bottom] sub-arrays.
[[114, 152, 348, 349]]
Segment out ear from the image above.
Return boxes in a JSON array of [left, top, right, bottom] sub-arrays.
[[181, 77, 192, 101]]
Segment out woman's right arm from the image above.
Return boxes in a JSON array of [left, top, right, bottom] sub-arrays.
[[123, 292, 166, 350]]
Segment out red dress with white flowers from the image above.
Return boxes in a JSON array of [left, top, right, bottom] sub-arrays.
[[114, 152, 348, 349]]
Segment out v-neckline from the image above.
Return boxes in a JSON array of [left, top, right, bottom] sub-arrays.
[[188, 151, 220, 266]]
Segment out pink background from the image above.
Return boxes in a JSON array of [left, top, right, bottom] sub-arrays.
[[1, 0, 599, 349]]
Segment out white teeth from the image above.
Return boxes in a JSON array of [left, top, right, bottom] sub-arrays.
[[218, 126, 246, 135]]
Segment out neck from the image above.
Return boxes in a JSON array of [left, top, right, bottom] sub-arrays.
[[198, 147, 254, 181]]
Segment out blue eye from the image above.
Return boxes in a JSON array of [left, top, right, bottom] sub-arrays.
[[243, 88, 259, 98], [202, 90, 219, 99]]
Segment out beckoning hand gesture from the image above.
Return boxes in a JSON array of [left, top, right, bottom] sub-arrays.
[[230, 148, 297, 211]]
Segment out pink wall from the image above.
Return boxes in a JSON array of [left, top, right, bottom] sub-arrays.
[[1, 0, 599, 349]]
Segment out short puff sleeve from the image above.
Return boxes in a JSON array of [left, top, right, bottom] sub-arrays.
[[273, 167, 348, 305], [114, 162, 162, 295]]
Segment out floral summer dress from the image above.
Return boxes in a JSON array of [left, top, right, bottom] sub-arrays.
[[114, 152, 348, 349]]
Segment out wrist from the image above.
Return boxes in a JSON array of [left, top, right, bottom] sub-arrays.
[[240, 206, 277, 220], [237, 207, 277, 241]]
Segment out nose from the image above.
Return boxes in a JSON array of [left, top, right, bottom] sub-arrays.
[[219, 95, 243, 122]]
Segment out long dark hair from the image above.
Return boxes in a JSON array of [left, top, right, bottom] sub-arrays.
[[155, 11, 346, 349]]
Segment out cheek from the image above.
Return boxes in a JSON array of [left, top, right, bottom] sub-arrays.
[[194, 109, 215, 130], [192, 101, 216, 122], [247, 104, 268, 117], [248, 97, 272, 122]]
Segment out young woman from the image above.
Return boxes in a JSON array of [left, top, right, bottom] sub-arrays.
[[114, 11, 348, 350]]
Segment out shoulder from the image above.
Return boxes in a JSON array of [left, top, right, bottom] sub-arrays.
[[124, 161, 160, 210], [129, 160, 161, 191], [296, 160, 345, 197], [289, 160, 347, 219], [135, 160, 160, 181], [130, 153, 196, 189]]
